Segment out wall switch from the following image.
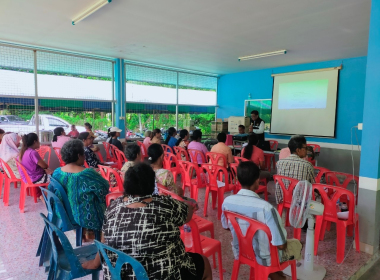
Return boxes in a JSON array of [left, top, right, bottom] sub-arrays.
[[358, 123, 363, 130]]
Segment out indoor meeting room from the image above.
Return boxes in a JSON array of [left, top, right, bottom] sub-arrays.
[[0, 0, 379, 279]]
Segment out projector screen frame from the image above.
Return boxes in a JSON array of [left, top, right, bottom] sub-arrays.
[[269, 67, 341, 138]]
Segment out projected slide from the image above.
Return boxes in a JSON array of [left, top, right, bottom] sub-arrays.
[[278, 79, 328, 110]]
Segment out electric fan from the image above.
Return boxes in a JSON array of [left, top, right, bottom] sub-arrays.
[[283, 181, 326, 280]]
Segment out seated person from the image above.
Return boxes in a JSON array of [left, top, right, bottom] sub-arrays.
[[210, 132, 234, 166], [278, 147, 291, 160], [0, 128, 5, 144], [108, 126, 126, 151], [85, 122, 99, 152], [175, 129, 190, 160], [121, 144, 142, 175], [19, 133, 53, 200], [222, 162, 302, 280], [78, 132, 108, 168], [50, 140, 109, 232], [51, 127, 71, 149], [143, 130, 152, 149], [67, 124, 80, 138], [0, 133, 22, 178], [238, 125, 246, 134], [82, 163, 212, 280], [187, 130, 208, 164], [165, 127, 178, 151], [276, 135, 315, 204], [150, 128, 162, 144]]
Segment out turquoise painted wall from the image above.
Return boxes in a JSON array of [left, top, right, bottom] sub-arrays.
[[217, 56, 367, 145]]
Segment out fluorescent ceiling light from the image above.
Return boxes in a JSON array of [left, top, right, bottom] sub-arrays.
[[72, 0, 112, 25], [238, 50, 287, 61]]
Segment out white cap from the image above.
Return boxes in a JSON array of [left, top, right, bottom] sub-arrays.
[[109, 127, 122, 133]]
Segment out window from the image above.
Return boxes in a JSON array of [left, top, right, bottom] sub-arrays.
[[47, 117, 67, 127], [178, 73, 217, 106]]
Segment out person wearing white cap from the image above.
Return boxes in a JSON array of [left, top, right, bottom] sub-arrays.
[[108, 127, 125, 151]]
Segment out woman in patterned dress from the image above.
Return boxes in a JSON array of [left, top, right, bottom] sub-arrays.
[[175, 129, 190, 160], [82, 163, 212, 280], [50, 139, 109, 232]]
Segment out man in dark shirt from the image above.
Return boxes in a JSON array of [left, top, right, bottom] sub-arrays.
[[250, 110, 265, 141]]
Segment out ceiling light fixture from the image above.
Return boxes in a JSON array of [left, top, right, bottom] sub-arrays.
[[72, 0, 112, 25], [238, 49, 287, 61]]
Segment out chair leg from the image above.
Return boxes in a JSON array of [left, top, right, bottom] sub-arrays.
[[3, 178, 10, 206], [355, 218, 360, 252], [14, 181, 18, 188], [212, 253, 216, 269], [347, 224, 354, 237], [211, 191, 217, 210], [217, 188, 224, 220], [210, 225, 215, 239], [264, 188, 268, 201], [336, 224, 346, 263], [203, 187, 210, 217], [19, 184, 26, 213], [92, 271, 100, 280], [231, 260, 240, 280], [314, 216, 323, 256], [249, 267, 255, 280], [294, 228, 301, 240], [291, 261, 297, 280], [285, 209, 290, 227], [76, 228, 83, 247], [326, 221, 331, 231]]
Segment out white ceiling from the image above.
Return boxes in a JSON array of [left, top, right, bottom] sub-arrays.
[[0, 0, 371, 75]]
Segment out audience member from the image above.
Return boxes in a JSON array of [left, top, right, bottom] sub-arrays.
[[143, 130, 152, 149], [84, 122, 99, 152], [165, 127, 178, 150], [150, 128, 162, 144], [238, 125, 246, 135], [78, 132, 105, 168], [0, 133, 21, 178], [67, 125, 79, 138], [19, 133, 53, 200], [121, 144, 142, 175], [82, 163, 212, 280], [188, 130, 208, 164], [176, 129, 189, 149], [278, 147, 291, 160], [222, 162, 302, 280], [50, 140, 109, 233], [51, 127, 70, 149], [210, 132, 234, 166], [276, 135, 315, 204], [0, 129, 5, 144], [108, 126, 125, 151]]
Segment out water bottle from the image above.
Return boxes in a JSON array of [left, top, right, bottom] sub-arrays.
[[183, 224, 193, 248]]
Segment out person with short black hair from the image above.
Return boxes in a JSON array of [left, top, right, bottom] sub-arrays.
[[222, 161, 302, 280], [50, 139, 109, 233], [82, 162, 212, 280], [250, 110, 265, 141], [238, 125, 246, 134], [187, 130, 208, 164], [165, 127, 178, 150], [276, 135, 315, 204], [121, 144, 142, 175], [210, 132, 234, 166]]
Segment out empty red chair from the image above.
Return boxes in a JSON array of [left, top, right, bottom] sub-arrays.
[[53, 147, 65, 167], [0, 159, 22, 206], [161, 144, 174, 154], [174, 146, 190, 161], [106, 191, 123, 207], [307, 143, 321, 153], [137, 141, 148, 160], [206, 152, 228, 168], [201, 164, 232, 220], [36, 145, 51, 166], [314, 166, 330, 183], [269, 140, 279, 151], [264, 153, 276, 172], [163, 152, 181, 183], [180, 219, 223, 280], [273, 175, 301, 240], [15, 161, 49, 213], [325, 171, 359, 204], [98, 165, 124, 193], [188, 149, 206, 164], [233, 156, 249, 164], [178, 160, 205, 200], [307, 157, 316, 166], [313, 184, 360, 263], [114, 148, 127, 170], [102, 141, 116, 162], [224, 210, 297, 280]]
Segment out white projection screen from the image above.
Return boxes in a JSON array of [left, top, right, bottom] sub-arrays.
[[270, 68, 340, 137]]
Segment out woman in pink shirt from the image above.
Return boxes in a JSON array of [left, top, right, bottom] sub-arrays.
[[188, 130, 208, 164], [143, 130, 152, 150], [51, 127, 71, 149], [242, 134, 270, 179]]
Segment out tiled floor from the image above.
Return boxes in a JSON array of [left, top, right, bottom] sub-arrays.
[[0, 180, 371, 280]]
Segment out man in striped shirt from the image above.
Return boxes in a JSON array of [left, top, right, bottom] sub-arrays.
[[275, 135, 315, 204], [222, 162, 302, 280]]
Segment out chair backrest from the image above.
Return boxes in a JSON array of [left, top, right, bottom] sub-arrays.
[[39, 213, 91, 277], [325, 171, 359, 190], [306, 157, 316, 166], [206, 152, 228, 168], [114, 149, 127, 170], [225, 134, 233, 146], [94, 240, 149, 280], [224, 210, 281, 267], [137, 141, 148, 159], [106, 191, 123, 207], [163, 152, 178, 170], [0, 158, 20, 180], [53, 147, 65, 167], [95, 151, 104, 163], [37, 145, 51, 166], [161, 144, 174, 154], [178, 160, 203, 187], [233, 156, 249, 164], [98, 165, 124, 192], [15, 160, 34, 184], [102, 141, 115, 161], [307, 144, 321, 153], [269, 140, 279, 151], [314, 166, 330, 183], [229, 163, 241, 192], [173, 146, 190, 161], [273, 175, 299, 206], [188, 149, 206, 164], [312, 184, 355, 222], [200, 163, 230, 191], [157, 183, 184, 201], [180, 218, 203, 253]]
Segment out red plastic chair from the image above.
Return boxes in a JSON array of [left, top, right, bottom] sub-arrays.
[[15, 161, 49, 213], [325, 172, 359, 204], [178, 160, 205, 200], [174, 146, 190, 161], [95, 151, 104, 163], [269, 140, 279, 151], [264, 153, 276, 172], [225, 134, 233, 146], [312, 184, 360, 263], [163, 152, 180, 183], [106, 191, 123, 207], [188, 149, 206, 164], [102, 141, 116, 162], [53, 147, 65, 167], [36, 145, 51, 166], [314, 166, 330, 183], [114, 148, 127, 170], [137, 141, 148, 160], [306, 157, 316, 166], [201, 164, 232, 220], [83, 160, 89, 168], [180, 219, 223, 280], [98, 165, 124, 193], [224, 210, 297, 280], [307, 143, 321, 153], [273, 175, 301, 240], [233, 156, 249, 164], [0, 159, 22, 206], [206, 152, 228, 168], [161, 144, 174, 154]]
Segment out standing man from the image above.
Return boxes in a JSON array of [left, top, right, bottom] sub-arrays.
[[250, 110, 265, 141]]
